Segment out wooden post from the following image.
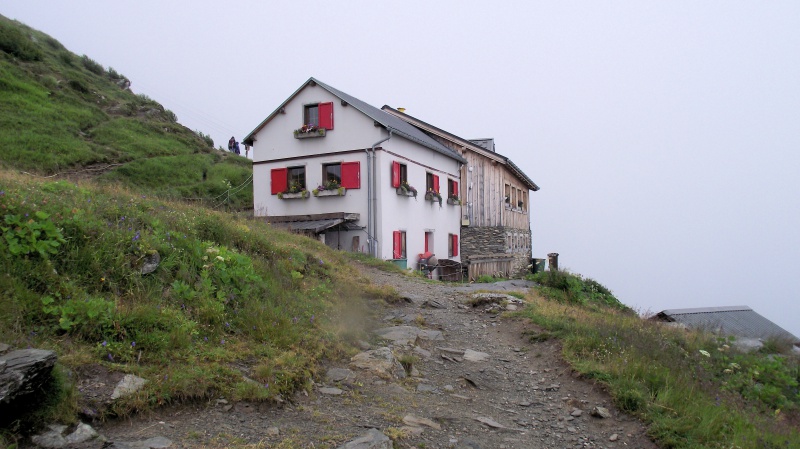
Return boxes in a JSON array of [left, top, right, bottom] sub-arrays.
[[547, 252, 559, 271]]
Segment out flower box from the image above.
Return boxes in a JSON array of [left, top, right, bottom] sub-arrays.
[[424, 192, 442, 205], [315, 188, 346, 197], [294, 128, 326, 139], [396, 187, 416, 197], [447, 198, 461, 205], [278, 192, 309, 200]]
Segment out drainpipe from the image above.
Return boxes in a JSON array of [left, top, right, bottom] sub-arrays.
[[367, 129, 392, 257]]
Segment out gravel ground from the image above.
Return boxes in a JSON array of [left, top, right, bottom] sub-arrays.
[[57, 264, 659, 449]]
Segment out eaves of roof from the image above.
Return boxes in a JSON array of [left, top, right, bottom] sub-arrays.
[[382, 106, 539, 191], [243, 78, 466, 164]]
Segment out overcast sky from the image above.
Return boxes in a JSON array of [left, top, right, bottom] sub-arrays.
[[5, 1, 799, 338]]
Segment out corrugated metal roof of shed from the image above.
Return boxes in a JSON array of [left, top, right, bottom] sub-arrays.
[[656, 306, 798, 343]]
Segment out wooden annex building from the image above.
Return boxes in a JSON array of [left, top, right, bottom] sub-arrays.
[[383, 107, 539, 279]]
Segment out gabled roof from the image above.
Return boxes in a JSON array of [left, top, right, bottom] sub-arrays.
[[243, 77, 466, 164], [655, 306, 799, 343], [381, 106, 540, 191]]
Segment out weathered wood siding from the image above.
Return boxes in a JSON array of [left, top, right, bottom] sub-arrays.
[[434, 140, 530, 230]]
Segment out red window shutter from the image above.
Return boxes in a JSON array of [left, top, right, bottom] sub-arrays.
[[424, 234, 429, 253], [391, 161, 400, 188], [393, 231, 402, 259], [271, 168, 287, 195], [341, 162, 360, 189], [452, 180, 458, 197], [433, 174, 440, 193], [452, 234, 459, 257], [318, 102, 334, 130]]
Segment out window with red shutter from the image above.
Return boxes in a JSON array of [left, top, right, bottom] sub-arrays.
[[391, 161, 401, 188], [433, 174, 440, 193], [271, 168, 287, 195], [318, 102, 334, 130], [452, 234, 459, 257], [392, 231, 406, 259], [449, 180, 458, 197], [341, 162, 360, 189]]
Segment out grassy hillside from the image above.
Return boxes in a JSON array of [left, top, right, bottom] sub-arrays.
[[0, 15, 252, 210], [0, 171, 394, 442], [522, 270, 800, 448]]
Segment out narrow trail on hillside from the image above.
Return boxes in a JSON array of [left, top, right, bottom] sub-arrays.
[[75, 265, 659, 449]]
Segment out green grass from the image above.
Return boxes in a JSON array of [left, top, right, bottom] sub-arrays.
[[0, 172, 376, 441], [516, 273, 800, 448], [343, 252, 406, 274], [0, 14, 252, 209]]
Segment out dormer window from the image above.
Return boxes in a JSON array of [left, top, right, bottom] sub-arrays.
[[303, 102, 334, 130]]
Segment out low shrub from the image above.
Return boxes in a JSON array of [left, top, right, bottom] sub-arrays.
[[80, 54, 104, 75], [0, 20, 42, 61]]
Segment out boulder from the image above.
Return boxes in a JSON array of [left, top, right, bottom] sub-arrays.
[[350, 347, 405, 379], [0, 349, 57, 404], [110, 374, 148, 400], [30, 422, 101, 448], [141, 250, 161, 275]]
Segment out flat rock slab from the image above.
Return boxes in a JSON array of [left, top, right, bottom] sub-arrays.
[[111, 374, 148, 400], [319, 387, 344, 395], [0, 348, 57, 404], [374, 326, 444, 346], [403, 414, 441, 430], [416, 384, 438, 393], [107, 436, 173, 449], [373, 326, 417, 345], [336, 428, 392, 449], [463, 349, 490, 362], [350, 347, 404, 379], [326, 368, 354, 382]]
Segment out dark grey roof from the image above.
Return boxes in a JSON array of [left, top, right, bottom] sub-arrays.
[[655, 306, 798, 343], [381, 106, 540, 191], [243, 78, 466, 164]]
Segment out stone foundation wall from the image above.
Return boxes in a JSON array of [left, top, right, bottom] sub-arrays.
[[461, 226, 532, 277]]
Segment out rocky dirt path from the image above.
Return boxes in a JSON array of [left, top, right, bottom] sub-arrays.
[[71, 265, 659, 449]]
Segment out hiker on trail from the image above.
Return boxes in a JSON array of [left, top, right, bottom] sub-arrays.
[[234, 141, 241, 155], [228, 136, 235, 152]]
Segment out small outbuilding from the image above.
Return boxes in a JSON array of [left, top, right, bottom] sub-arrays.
[[653, 306, 799, 349]]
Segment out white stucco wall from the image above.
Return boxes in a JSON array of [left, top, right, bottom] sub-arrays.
[[249, 82, 462, 268], [253, 153, 368, 217], [374, 137, 462, 267], [251, 84, 385, 163]]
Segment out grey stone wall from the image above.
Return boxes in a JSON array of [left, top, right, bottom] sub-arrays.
[[461, 226, 532, 277]]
